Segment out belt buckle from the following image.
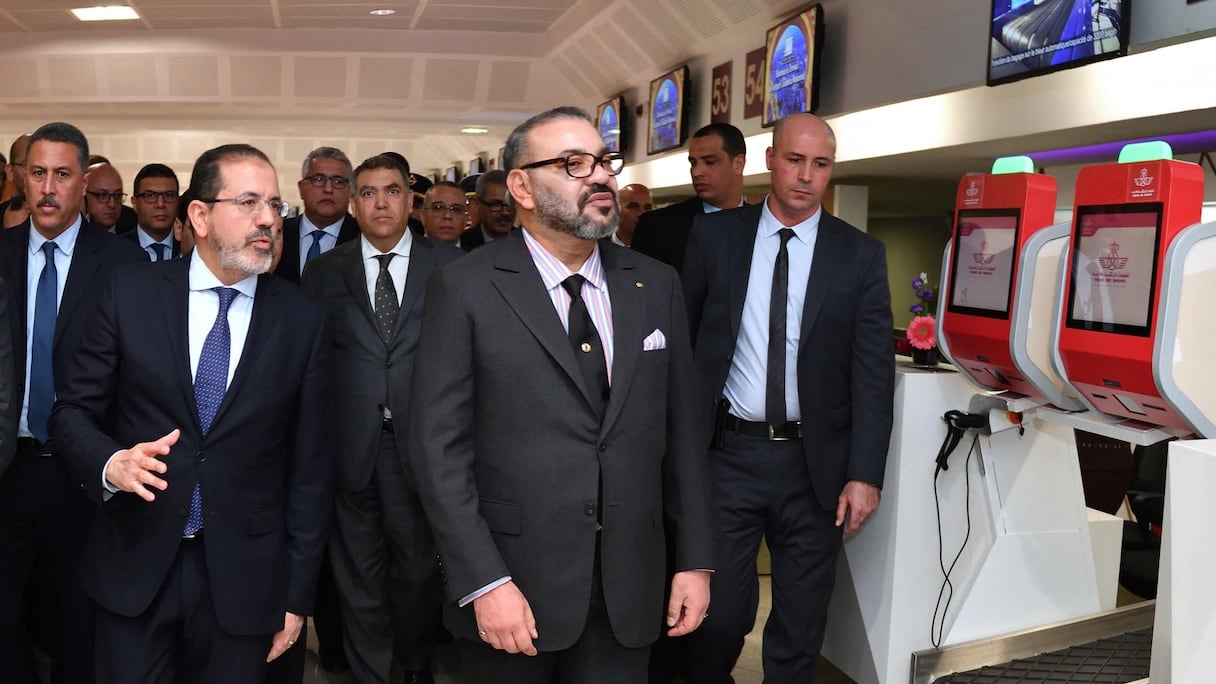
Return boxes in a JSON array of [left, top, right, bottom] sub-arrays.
[[767, 423, 791, 442]]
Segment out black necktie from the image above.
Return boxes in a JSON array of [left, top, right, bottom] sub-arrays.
[[373, 254, 399, 341], [766, 228, 796, 426], [561, 275, 609, 421]]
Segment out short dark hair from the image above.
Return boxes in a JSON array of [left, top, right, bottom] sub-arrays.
[[134, 163, 179, 194], [300, 146, 352, 181], [177, 188, 195, 226], [475, 169, 508, 200], [352, 154, 409, 188], [378, 151, 410, 179], [692, 122, 746, 159], [503, 106, 594, 171], [188, 144, 272, 202], [28, 122, 89, 172]]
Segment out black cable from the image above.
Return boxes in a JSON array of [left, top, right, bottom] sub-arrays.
[[931, 433, 978, 650]]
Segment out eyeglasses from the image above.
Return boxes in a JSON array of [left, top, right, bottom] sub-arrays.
[[480, 200, 512, 213], [86, 191, 127, 204], [199, 194, 290, 218], [427, 202, 467, 216], [519, 152, 625, 179], [133, 190, 179, 204], [305, 174, 350, 189]]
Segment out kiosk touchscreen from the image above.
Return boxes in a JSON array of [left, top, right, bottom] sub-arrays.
[[1055, 142, 1204, 431], [938, 156, 1058, 400]]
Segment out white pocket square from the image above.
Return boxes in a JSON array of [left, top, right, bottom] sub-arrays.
[[642, 329, 667, 351]]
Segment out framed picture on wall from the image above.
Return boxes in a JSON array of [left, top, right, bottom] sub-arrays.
[[596, 95, 626, 153], [647, 65, 690, 155], [762, 4, 824, 127]]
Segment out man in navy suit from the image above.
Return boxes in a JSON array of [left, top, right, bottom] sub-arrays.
[[0, 274, 14, 479], [682, 114, 894, 683], [0, 122, 146, 684], [278, 146, 360, 285], [124, 163, 182, 261], [52, 143, 334, 683]]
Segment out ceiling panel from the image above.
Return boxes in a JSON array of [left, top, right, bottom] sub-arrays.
[[357, 57, 413, 99], [47, 56, 100, 97], [293, 56, 349, 98], [167, 56, 219, 96], [229, 55, 283, 97], [105, 55, 160, 97], [422, 58, 479, 102]]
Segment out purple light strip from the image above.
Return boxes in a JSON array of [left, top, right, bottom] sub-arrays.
[[1026, 129, 1216, 166]]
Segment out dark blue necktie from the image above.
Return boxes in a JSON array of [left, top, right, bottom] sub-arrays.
[[305, 230, 325, 264], [28, 241, 58, 443], [150, 243, 167, 261], [184, 287, 239, 536]]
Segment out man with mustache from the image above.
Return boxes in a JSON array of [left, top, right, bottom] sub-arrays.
[[52, 143, 334, 683], [459, 169, 515, 250], [409, 106, 713, 684], [0, 122, 146, 684], [278, 146, 359, 285]]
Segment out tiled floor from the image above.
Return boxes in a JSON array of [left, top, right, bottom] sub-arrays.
[[302, 576, 856, 684]]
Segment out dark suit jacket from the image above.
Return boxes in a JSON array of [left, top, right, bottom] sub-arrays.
[[122, 227, 181, 259], [301, 235, 462, 491], [0, 274, 14, 477], [278, 214, 360, 284], [0, 219, 147, 429], [458, 226, 488, 251], [682, 204, 895, 509], [408, 231, 713, 651], [50, 259, 335, 636], [631, 197, 705, 273]]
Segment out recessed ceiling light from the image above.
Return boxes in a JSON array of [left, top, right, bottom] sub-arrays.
[[71, 5, 140, 21], [461, 127, 489, 135], [369, 9, 396, 16]]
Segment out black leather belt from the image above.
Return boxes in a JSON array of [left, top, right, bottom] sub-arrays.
[[182, 530, 204, 541], [381, 417, 394, 433], [724, 414, 802, 441], [16, 437, 55, 456]]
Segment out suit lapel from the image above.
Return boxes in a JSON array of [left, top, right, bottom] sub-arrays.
[[393, 238, 434, 342], [339, 242, 378, 333], [56, 224, 104, 344], [798, 213, 845, 350], [209, 274, 284, 432], [490, 233, 591, 409], [599, 248, 643, 434], [160, 260, 199, 434], [728, 206, 761, 342]]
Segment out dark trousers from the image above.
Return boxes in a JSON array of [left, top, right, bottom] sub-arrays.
[[686, 431, 842, 684], [458, 566, 650, 684], [94, 537, 273, 684], [330, 431, 442, 682], [0, 451, 95, 684], [264, 553, 344, 684]]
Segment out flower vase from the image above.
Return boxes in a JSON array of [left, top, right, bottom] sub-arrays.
[[911, 348, 940, 368]]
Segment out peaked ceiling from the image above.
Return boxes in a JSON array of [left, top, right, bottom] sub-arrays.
[[0, 0, 804, 181]]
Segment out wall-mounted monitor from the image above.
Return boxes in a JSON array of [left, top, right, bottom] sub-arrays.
[[597, 96, 626, 154], [468, 157, 486, 175], [1066, 202, 1163, 337], [988, 0, 1132, 86], [946, 209, 1021, 320], [762, 4, 824, 127], [647, 66, 689, 155], [496, 146, 506, 171], [443, 166, 458, 183]]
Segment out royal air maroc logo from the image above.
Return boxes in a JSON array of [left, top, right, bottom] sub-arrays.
[[965, 180, 979, 198], [972, 240, 994, 265], [1098, 241, 1129, 270], [1132, 168, 1154, 188]]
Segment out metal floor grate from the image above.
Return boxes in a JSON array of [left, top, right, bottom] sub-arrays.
[[933, 628, 1153, 683]]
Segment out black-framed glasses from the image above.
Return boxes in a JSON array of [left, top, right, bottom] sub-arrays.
[[199, 194, 290, 218], [305, 174, 350, 189], [519, 152, 625, 179], [427, 202, 467, 216], [86, 190, 127, 203], [133, 190, 179, 204], [481, 200, 512, 213]]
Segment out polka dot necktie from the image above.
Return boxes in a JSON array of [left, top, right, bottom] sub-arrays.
[[560, 275, 609, 421], [184, 286, 238, 536], [373, 254, 399, 342]]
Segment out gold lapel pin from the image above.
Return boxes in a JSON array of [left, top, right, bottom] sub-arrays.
[[635, 281, 644, 288], [580, 342, 592, 353]]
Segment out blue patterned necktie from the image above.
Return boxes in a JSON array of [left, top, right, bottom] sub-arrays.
[[150, 243, 167, 261], [28, 241, 58, 443], [184, 286, 239, 536], [305, 230, 325, 264]]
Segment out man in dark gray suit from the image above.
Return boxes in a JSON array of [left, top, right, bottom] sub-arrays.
[[302, 155, 461, 684], [409, 106, 714, 684], [682, 113, 894, 683], [0, 274, 13, 479]]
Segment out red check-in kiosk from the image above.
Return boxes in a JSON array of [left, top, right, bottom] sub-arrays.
[[1056, 142, 1204, 430], [938, 156, 1057, 398]]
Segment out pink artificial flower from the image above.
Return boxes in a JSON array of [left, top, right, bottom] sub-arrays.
[[906, 315, 937, 351]]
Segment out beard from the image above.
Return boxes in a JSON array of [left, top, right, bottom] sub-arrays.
[[533, 180, 618, 241], [215, 226, 274, 277]]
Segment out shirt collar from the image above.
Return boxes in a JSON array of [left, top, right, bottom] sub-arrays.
[[702, 197, 746, 214], [28, 214, 83, 257], [136, 226, 173, 249], [188, 249, 259, 300], [759, 197, 821, 244], [300, 214, 345, 236], [360, 229, 413, 261], [521, 228, 607, 293]]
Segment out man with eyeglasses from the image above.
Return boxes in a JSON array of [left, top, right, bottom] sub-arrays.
[[124, 163, 182, 261], [421, 181, 469, 248], [409, 106, 713, 684], [460, 169, 515, 251], [83, 161, 128, 234], [52, 142, 334, 683], [278, 146, 359, 285], [0, 134, 31, 219]]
